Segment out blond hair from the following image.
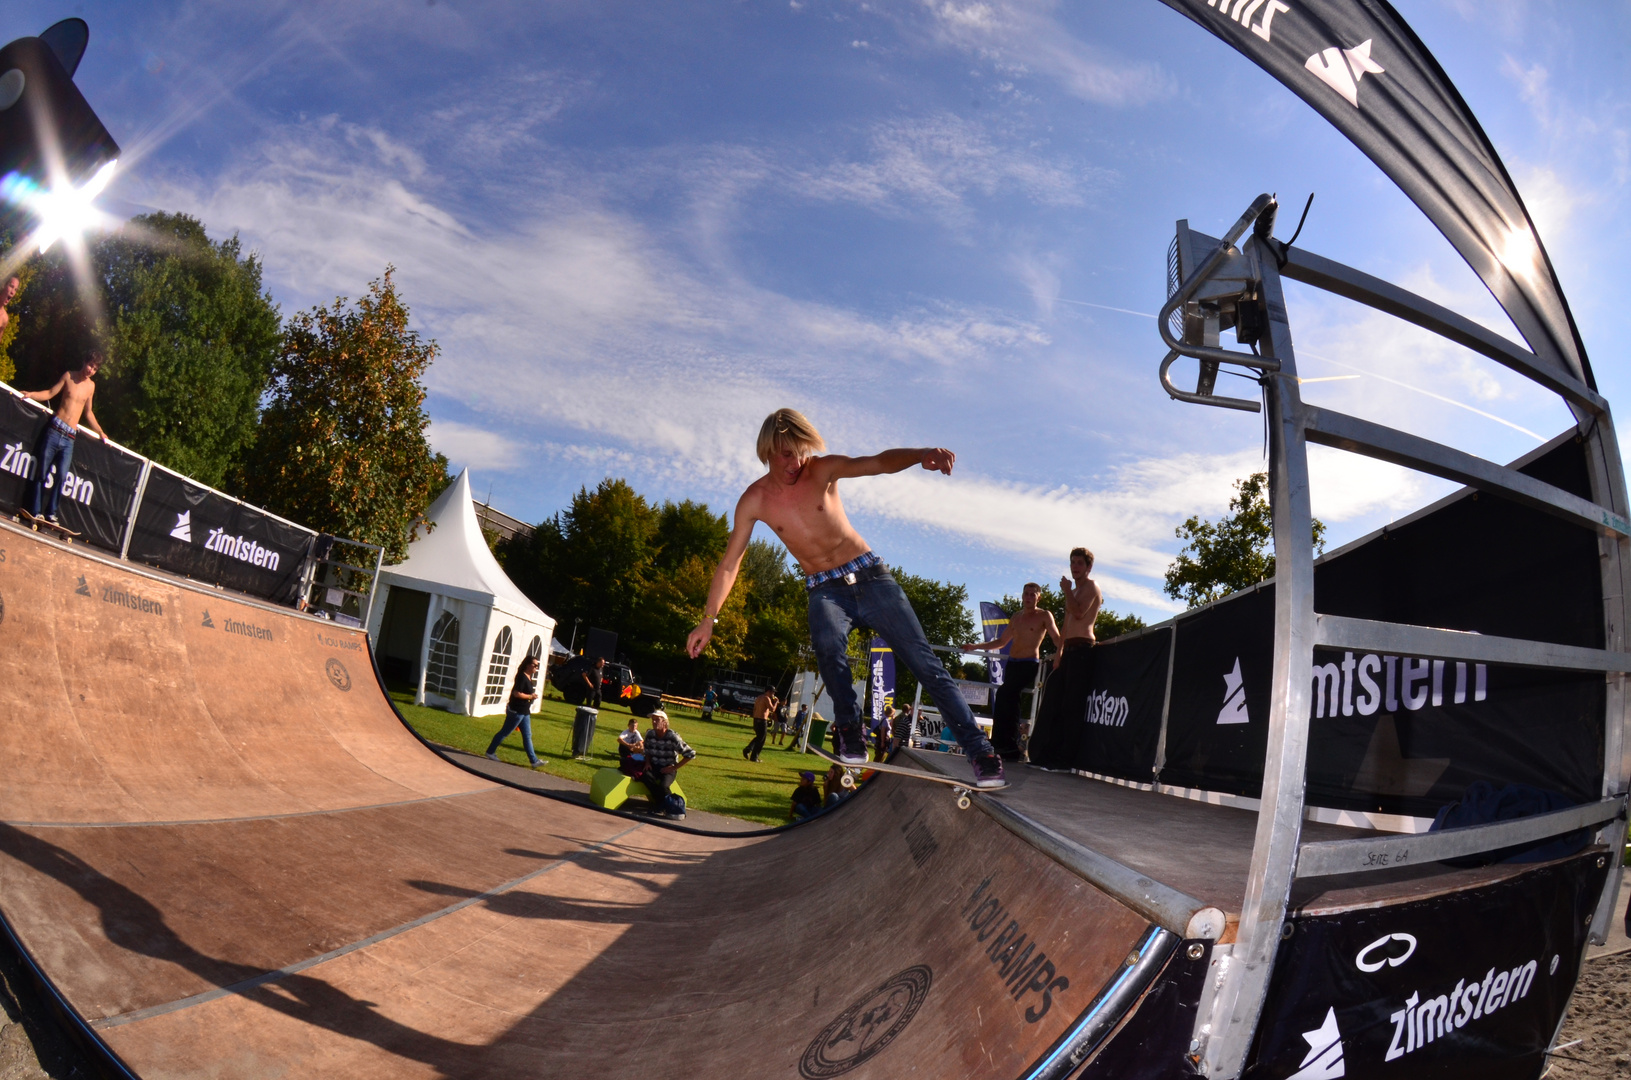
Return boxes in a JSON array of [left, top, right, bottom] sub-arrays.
[[756, 408, 826, 464]]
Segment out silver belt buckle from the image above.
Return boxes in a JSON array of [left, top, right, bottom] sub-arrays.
[[844, 572, 857, 585]]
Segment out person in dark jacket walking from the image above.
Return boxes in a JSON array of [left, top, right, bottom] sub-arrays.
[[485, 656, 546, 769]]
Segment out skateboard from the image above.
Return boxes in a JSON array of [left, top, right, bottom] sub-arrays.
[[810, 747, 1005, 809], [16, 509, 79, 543]]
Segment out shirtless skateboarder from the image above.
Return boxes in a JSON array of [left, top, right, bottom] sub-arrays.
[[19, 352, 106, 526], [686, 408, 1005, 788], [962, 582, 1062, 761], [1028, 547, 1104, 768]]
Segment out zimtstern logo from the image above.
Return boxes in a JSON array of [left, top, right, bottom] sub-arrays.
[[1202, 0, 1290, 43], [1311, 652, 1487, 719], [1, 442, 95, 507], [203, 526, 280, 571], [170, 511, 192, 542], [1383, 955, 1541, 1063], [1083, 689, 1129, 728]]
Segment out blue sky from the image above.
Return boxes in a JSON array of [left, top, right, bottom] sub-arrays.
[[17, 0, 1630, 625]]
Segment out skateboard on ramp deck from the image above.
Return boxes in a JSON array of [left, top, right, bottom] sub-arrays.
[[811, 746, 1005, 809], [16, 510, 79, 544]]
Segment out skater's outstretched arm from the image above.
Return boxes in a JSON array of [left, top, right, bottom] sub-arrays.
[[820, 447, 955, 480]]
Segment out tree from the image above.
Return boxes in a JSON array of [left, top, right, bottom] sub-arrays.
[[0, 254, 36, 385], [234, 268, 444, 562], [890, 570, 976, 705], [504, 478, 659, 637], [1163, 472, 1326, 608], [737, 539, 810, 678], [6, 213, 282, 487]]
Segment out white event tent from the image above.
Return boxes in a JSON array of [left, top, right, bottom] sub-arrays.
[[367, 470, 557, 717]]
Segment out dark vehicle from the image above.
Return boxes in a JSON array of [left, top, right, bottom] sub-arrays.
[[551, 656, 663, 717]]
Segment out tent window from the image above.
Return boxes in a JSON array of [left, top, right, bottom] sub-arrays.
[[426, 612, 460, 698], [482, 626, 514, 706], [527, 636, 543, 662]]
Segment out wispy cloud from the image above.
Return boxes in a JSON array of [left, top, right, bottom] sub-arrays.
[[910, 0, 1175, 106]]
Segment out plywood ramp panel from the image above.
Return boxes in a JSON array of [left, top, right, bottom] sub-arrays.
[[0, 525, 1153, 1079]]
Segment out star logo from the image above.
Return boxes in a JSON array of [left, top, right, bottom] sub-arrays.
[[1288, 1006, 1345, 1079], [1216, 658, 1249, 725], [1305, 38, 1384, 109]]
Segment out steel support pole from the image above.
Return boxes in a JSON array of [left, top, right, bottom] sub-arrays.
[[118, 459, 151, 562], [362, 543, 385, 633], [1571, 406, 1631, 943], [1197, 240, 1316, 1079]]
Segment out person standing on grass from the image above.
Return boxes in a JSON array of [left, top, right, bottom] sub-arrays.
[[484, 656, 546, 770], [701, 684, 718, 722], [745, 688, 777, 762], [686, 408, 1003, 790], [640, 710, 695, 819]]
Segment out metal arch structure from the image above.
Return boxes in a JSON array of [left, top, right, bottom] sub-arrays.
[[1157, 198, 1631, 1076], [1142, 2, 1631, 1076]]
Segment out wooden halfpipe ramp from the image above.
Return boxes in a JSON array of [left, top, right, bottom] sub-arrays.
[[0, 520, 1168, 1079]]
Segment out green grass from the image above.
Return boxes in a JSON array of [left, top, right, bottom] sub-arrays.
[[388, 687, 822, 826]]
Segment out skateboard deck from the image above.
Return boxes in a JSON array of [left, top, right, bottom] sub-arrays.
[[17, 510, 79, 543], [810, 746, 1005, 809]]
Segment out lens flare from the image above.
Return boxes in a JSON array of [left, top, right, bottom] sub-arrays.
[[1, 158, 118, 254]]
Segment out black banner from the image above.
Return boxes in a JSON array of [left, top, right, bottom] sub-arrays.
[[1161, 584, 1276, 796], [1066, 629, 1172, 783], [1247, 851, 1608, 1079], [125, 467, 315, 604], [1147, 437, 1605, 817], [1155, 0, 1591, 388], [0, 390, 144, 552]]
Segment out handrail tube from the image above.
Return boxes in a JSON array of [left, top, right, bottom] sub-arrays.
[[1315, 613, 1631, 673], [1279, 245, 1607, 415], [1159, 349, 1261, 413], [1303, 405, 1631, 537], [1295, 796, 1625, 878]]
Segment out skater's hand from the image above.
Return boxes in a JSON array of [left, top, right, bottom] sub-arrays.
[[1059, 574, 1071, 594], [921, 448, 955, 475], [686, 621, 713, 658]]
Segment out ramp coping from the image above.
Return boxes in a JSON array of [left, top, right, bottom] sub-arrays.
[[901, 749, 1214, 938]]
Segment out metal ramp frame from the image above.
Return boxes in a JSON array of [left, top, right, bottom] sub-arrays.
[[1155, 194, 1631, 1078]]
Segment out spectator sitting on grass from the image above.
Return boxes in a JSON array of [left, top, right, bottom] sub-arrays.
[[823, 764, 850, 808], [640, 710, 696, 819], [791, 771, 822, 820], [618, 717, 645, 777]]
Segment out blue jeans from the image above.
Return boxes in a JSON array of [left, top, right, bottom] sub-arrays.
[[486, 708, 540, 764], [807, 562, 992, 758], [28, 424, 75, 519]]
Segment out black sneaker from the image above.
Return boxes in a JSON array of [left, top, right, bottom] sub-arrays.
[[971, 753, 1007, 789], [831, 725, 869, 765]]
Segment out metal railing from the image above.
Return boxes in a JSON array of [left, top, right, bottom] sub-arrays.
[[1157, 194, 1631, 1078]]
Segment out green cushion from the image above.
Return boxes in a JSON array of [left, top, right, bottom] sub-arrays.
[[590, 768, 687, 810]]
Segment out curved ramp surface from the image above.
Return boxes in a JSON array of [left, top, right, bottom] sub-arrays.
[[0, 522, 1153, 1079]]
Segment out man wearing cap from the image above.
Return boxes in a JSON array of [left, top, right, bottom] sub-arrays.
[[639, 710, 695, 819], [790, 771, 822, 820]]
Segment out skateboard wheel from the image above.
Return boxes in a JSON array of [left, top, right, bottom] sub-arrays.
[[840, 773, 855, 789], [956, 795, 971, 810]]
